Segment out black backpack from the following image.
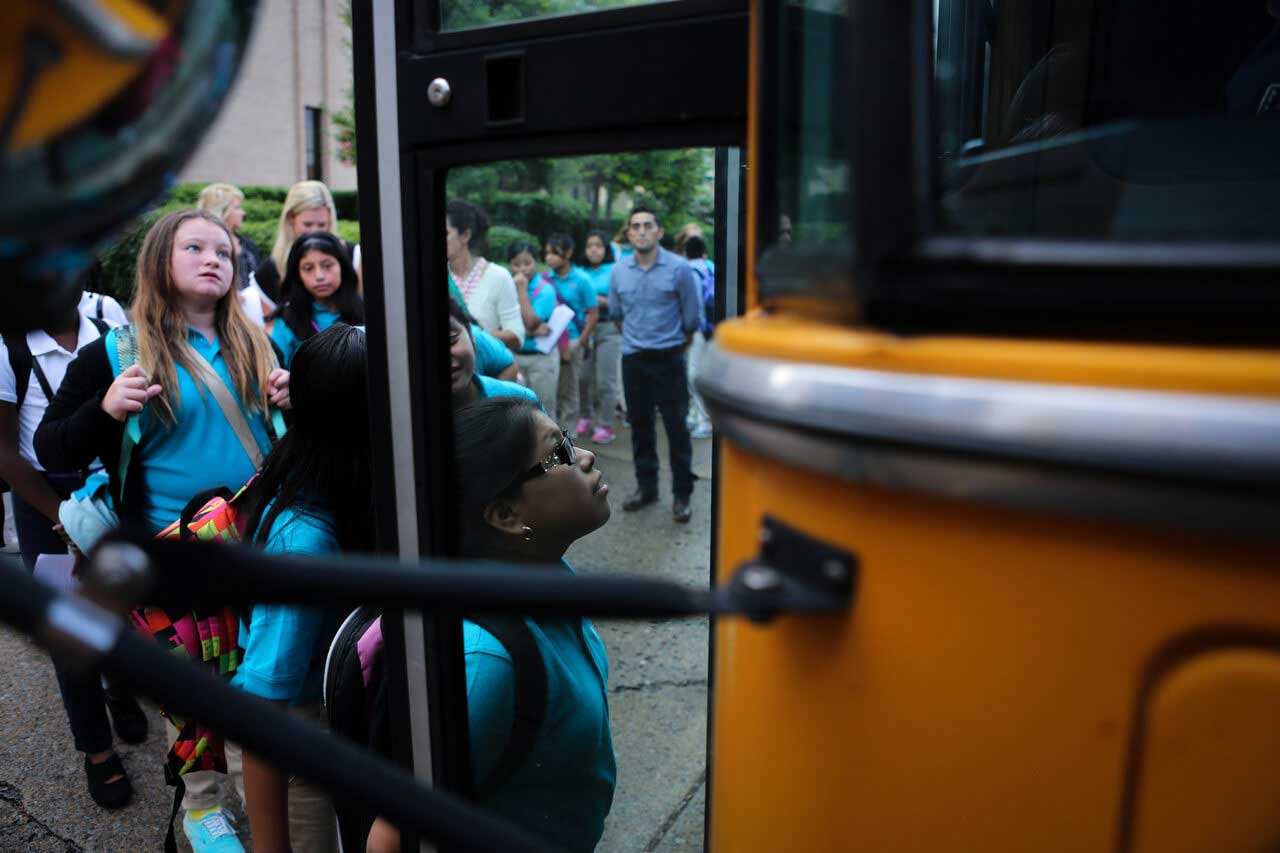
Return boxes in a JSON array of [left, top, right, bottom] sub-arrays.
[[323, 607, 548, 852], [1, 317, 109, 489], [5, 317, 110, 411]]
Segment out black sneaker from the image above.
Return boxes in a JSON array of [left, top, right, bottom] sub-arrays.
[[104, 688, 148, 744], [84, 753, 132, 809]]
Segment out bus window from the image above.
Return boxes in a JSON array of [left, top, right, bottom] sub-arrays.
[[443, 148, 726, 851], [755, 0, 853, 301], [934, 0, 1280, 241], [441, 0, 677, 32]]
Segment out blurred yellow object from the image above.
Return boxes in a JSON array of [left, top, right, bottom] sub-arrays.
[[0, 0, 172, 151]]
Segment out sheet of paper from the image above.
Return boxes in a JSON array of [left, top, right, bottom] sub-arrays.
[[33, 553, 78, 594], [533, 304, 576, 354]]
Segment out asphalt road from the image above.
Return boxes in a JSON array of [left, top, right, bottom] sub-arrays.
[[0, 422, 715, 852]]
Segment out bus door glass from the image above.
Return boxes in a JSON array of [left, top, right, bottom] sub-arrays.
[[445, 148, 741, 851], [353, 1, 747, 849]]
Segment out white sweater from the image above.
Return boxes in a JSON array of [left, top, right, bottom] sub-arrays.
[[458, 260, 524, 345]]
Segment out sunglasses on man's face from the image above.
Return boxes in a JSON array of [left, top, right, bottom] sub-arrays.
[[505, 431, 577, 492]]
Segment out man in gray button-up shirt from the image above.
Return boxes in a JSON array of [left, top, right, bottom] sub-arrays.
[[608, 205, 704, 523]]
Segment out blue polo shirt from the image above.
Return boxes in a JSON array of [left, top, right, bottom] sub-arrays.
[[476, 375, 538, 402], [105, 327, 271, 533], [519, 277, 560, 355], [546, 267, 596, 341], [472, 324, 514, 377], [232, 505, 340, 704], [270, 301, 343, 367], [607, 247, 703, 355], [583, 263, 614, 320], [464, 561, 615, 851]]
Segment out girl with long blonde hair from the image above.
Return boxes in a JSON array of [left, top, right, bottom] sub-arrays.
[[35, 207, 291, 853], [256, 180, 361, 302]]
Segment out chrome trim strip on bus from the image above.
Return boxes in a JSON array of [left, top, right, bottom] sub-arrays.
[[372, 0, 436, 802], [697, 344, 1280, 531]]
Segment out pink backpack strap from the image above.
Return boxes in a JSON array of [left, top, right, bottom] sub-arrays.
[[357, 616, 385, 689]]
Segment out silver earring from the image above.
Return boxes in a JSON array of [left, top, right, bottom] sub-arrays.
[[521, 525, 533, 542]]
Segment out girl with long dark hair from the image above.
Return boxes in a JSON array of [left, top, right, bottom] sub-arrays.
[[368, 396, 616, 853], [271, 231, 365, 367], [229, 323, 372, 853]]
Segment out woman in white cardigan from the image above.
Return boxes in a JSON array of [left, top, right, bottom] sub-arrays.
[[446, 199, 525, 351]]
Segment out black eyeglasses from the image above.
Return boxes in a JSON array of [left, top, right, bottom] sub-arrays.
[[503, 431, 577, 493]]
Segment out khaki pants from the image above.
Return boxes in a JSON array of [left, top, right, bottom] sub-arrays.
[[556, 344, 585, 429], [516, 351, 559, 414], [223, 703, 339, 853]]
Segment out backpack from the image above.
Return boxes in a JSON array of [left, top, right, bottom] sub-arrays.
[[1, 318, 110, 490], [5, 317, 110, 411], [324, 608, 549, 853], [127, 482, 255, 853]]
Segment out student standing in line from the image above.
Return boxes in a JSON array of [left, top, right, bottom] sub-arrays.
[[270, 232, 365, 367], [577, 231, 619, 445], [608, 205, 702, 524], [681, 235, 715, 439], [367, 396, 616, 853], [507, 240, 560, 410], [228, 323, 371, 853], [257, 181, 361, 305], [446, 199, 525, 352], [542, 234, 597, 432], [0, 302, 148, 810], [449, 296, 538, 406], [35, 209, 290, 853]]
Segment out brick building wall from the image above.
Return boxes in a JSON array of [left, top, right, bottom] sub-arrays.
[[179, 0, 358, 191]]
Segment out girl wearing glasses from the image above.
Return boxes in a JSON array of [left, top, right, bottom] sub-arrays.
[[367, 396, 616, 852]]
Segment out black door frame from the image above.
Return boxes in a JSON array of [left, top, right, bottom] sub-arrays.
[[353, 1, 748, 848]]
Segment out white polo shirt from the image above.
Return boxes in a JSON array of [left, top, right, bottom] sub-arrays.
[[0, 317, 106, 471]]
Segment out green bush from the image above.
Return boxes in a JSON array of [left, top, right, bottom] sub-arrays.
[[336, 220, 361, 246], [241, 220, 278, 256], [487, 192, 592, 247], [487, 225, 539, 263]]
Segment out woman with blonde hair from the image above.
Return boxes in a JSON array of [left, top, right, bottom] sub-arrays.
[[36, 207, 290, 853], [256, 180, 361, 303], [199, 182, 273, 325]]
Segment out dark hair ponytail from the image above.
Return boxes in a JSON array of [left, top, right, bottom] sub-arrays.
[[280, 231, 364, 343], [452, 398, 540, 556], [240, 324, 374, 552]]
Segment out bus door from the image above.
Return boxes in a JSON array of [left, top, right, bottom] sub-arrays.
[[351, 1, 748, 849], [703, 0, 1280, 851]]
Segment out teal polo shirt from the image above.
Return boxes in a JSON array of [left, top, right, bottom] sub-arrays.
[[233, 505, 340, 704], [546, 267, 596, 341], [464, 561, 616, 851], [519, 277, 560, 355], [472, 324, 514, 377], [270, 301, 342, 367], [476, 375, 538, 402], [106, 327, 272, 533]]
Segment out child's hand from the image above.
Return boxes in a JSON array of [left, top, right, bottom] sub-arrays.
[[267, 368, 291, 410], [101, 365, 161, 421], [533, 323, 551, 337]]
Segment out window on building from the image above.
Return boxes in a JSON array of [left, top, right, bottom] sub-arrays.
[[305, 106, 324, 181]]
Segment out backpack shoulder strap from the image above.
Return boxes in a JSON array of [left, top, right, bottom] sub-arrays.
[[88, 316, 109, 336], [112, 327, 143, 494], [6, 334, 32, 410], [467, 614, 548, 798]]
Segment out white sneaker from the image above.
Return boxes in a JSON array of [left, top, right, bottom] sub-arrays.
[[691, 421, 714, 439]]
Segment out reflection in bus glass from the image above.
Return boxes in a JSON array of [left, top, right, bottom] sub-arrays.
[[442, 0, 675, 32], [934, 0, 1280, 240]]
